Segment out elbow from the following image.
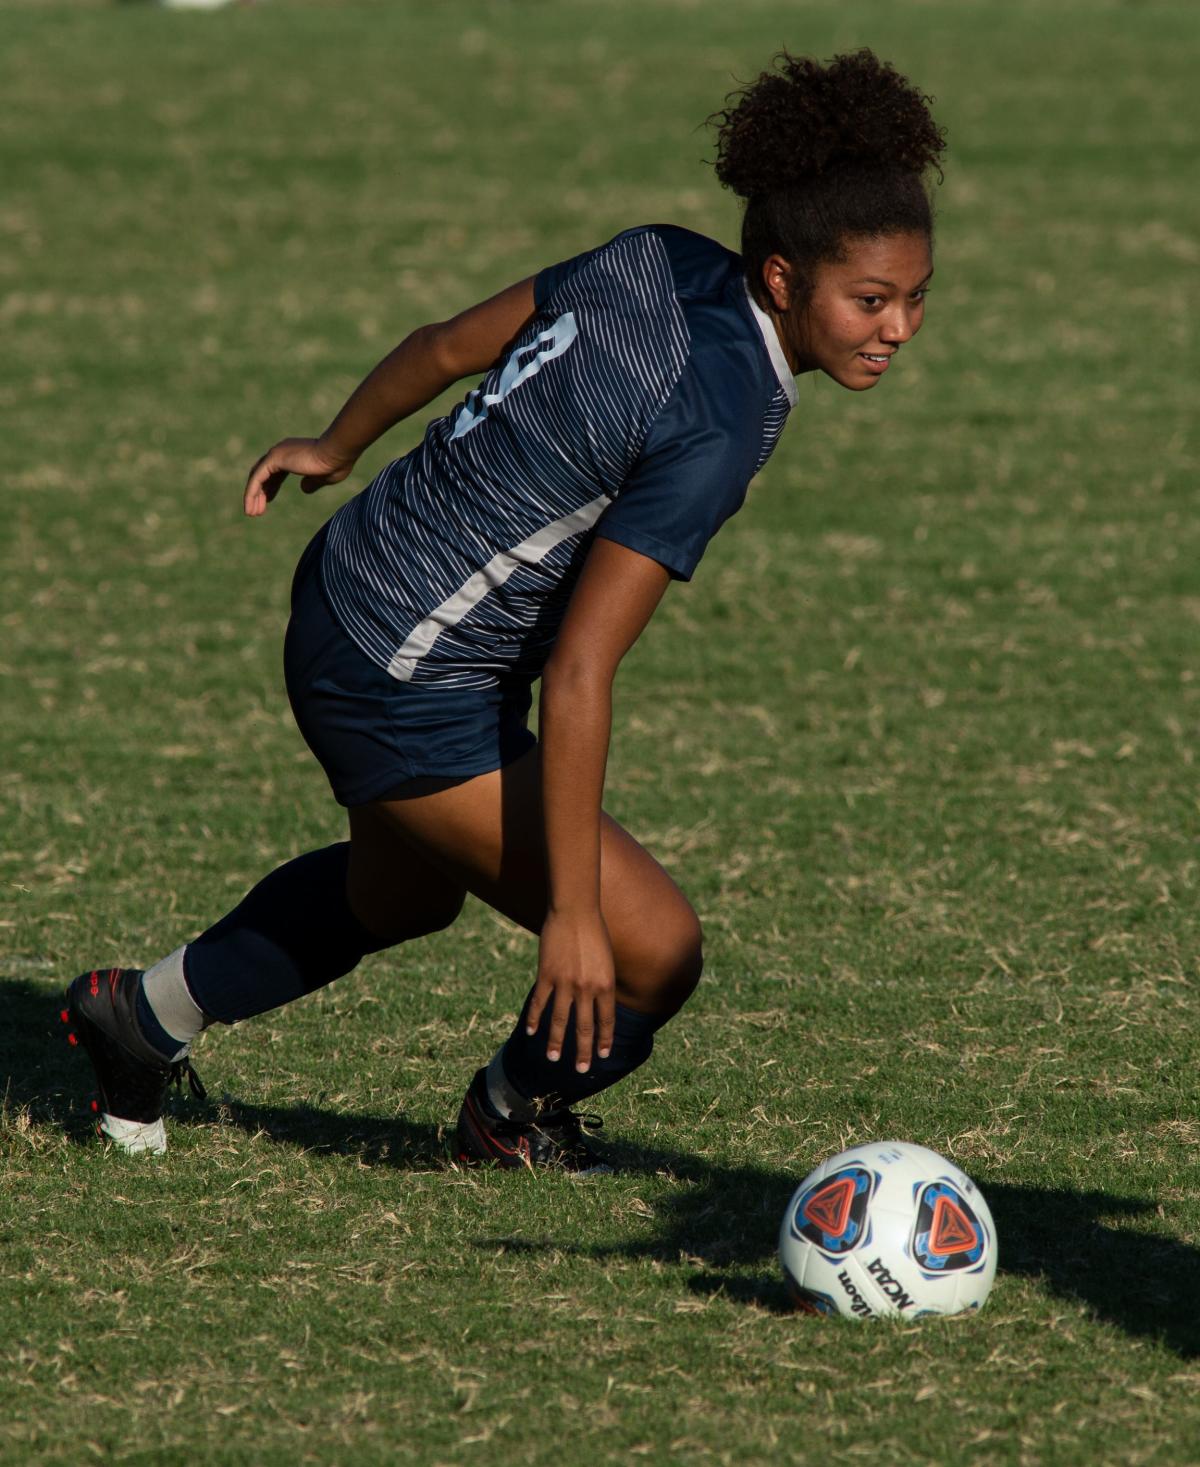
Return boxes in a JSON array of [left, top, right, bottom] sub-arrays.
[[540, 653, 615, 706], [414, 321, 465, 382], [423, 314, 501, 383]]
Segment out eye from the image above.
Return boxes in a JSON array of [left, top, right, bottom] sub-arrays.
[[909, 286, 931, 303], [857, 295, 885, 310]]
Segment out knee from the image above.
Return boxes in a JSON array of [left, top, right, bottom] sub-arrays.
[[350, 885, 466, 947], [396, 888, 467, 943], [656, 917, 704, 1015], [666, 909, 705, 1006], [620, 904, 704, 1016]]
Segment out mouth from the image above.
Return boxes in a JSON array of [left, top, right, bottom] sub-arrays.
[[858, 352, 894, 372]]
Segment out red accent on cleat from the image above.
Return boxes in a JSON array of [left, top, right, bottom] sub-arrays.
[[60, 1009, 69, 1024], [90, 1100, 99, 1113], [67, 1033, 78, 1046]]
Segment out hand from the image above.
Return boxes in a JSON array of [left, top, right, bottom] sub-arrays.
[[243, 437, 356, 517], [527, 909, 616, 1073]]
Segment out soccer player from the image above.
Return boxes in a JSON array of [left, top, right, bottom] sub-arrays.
[[63, 51, 946, 1163]]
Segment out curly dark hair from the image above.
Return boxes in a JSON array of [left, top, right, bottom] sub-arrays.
[[711, 49, 947, 307]]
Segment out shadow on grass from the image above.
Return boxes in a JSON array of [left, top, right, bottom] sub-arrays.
[[219, 1099, 445, 1167], [0, 975, 448, 1159], [5, 975, 1200, 1356], [0, 973, 96, 1139], [478, 1139, 1200, 1358]]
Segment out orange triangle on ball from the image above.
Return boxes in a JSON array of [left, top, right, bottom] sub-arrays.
[[803, 1177, 857, 1237], [928, 1193, 977, 1255]]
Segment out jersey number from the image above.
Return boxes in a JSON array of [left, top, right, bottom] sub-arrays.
[[451, 311, 578, 441]]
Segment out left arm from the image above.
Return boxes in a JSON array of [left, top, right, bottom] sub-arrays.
[[243, 277, 537, 516]]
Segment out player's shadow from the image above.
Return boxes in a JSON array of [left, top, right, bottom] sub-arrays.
[[216, 1098, 445, 1166], [7, 975, 1200, 1356]]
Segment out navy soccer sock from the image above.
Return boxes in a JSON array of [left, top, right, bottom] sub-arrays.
[[183, 843, 392, 1024], [490, 992, 667, 1116]]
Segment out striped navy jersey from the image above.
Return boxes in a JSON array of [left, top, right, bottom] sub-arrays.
[[320, 224, 797, 689]]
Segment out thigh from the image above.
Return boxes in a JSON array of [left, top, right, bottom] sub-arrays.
[[355, 747, 703, 1012]]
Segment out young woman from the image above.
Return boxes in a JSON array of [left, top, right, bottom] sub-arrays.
[[63, 50, 946, 1164]]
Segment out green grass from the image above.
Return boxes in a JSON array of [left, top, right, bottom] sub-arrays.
[[2, 1, 1198, 1462]]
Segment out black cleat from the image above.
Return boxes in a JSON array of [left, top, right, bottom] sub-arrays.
[[455, 1068, 610, 1174], [61, 968, 206, 1154]]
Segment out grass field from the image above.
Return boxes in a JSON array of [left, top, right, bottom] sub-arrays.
[[2, 1, 1198, 1462]]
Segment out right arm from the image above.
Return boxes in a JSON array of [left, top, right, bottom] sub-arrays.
[[526, 537, 672, 1071], [243, 277, 537, 516]]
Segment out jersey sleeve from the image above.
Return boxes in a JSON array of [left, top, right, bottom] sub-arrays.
[[533, 243, 605, 309], [594, 359, 764, 582]]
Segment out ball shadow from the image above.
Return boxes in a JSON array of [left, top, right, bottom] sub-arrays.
[[480, 1136, 1200, 1358]]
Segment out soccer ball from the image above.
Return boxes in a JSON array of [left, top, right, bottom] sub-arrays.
[[778, 1140, 997, 1320]]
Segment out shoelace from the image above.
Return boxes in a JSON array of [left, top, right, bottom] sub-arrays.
[[490, 1108, 603, 1144], [539, 1109, 602, 1135], [532, 1110, 604, 1156], [168, 1058, 207, 1103]]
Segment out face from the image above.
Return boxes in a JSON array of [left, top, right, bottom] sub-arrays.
[[762, 233, 934, 391]]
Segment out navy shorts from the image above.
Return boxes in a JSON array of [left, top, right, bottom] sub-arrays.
[[284, 525, 537, 806]]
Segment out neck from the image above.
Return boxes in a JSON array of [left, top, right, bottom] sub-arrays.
[[768, 306, 813, 376]]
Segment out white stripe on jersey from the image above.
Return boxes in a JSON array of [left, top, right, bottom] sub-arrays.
[[386, 491, 612, 681]]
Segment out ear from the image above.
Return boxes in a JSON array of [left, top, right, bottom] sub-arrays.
[[761, 254, 795, 314]]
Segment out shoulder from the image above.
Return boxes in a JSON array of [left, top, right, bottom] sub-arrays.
[[630, 225, 743, 297], [534, 225, 741, 313], [588, 225, 744, 308]]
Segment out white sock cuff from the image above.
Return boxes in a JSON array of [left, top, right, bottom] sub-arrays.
[[141, 945, 206, 1046], [485, 1050, 537, 1122]]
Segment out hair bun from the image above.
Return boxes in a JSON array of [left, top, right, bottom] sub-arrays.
[[713, 49, 946, 201]]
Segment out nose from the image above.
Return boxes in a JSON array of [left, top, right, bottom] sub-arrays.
[[880, 303, 920, 345]]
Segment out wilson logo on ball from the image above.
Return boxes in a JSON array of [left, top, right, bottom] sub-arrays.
[[911, 1182, 988, 1272], [790, 1166, 875, 1254]]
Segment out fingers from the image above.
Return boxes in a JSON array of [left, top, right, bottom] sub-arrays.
[[545, 989, 573, 1066], [525, 979, 575, 1065], [529, 917, 615, 1071], [243, 456, 268, 516], [573, 989, 615, 1073], [243, 438, 344, 516], [527, 988, 614, 1072], [243, 453, 285, 517], [596, 991, 615, 1062], [524, 979, 553, 1042], [573, 998, 595, 1074], [527, 984, 597, 1068]]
